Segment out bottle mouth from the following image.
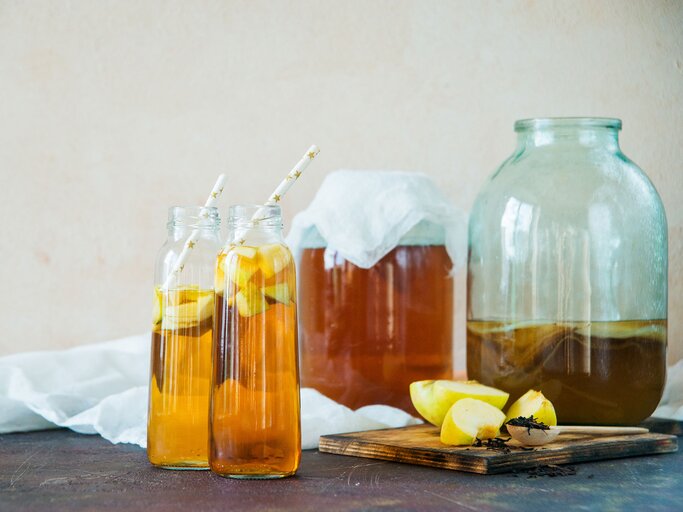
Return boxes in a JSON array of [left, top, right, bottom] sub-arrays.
[[167, 206, 220, 230], [228, 204, 283, 229], [514, 117, 622, 132]]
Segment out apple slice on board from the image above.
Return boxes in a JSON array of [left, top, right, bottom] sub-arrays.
[[410, 380, 509, 427], [505, 389, 557, 426], [440, 398, 507, 446]]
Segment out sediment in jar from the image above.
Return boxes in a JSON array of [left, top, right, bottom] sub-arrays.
[[466, 319, 667, 425]]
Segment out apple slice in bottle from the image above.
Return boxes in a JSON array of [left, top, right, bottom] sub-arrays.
[[235, 283, 268, 317], [257, 244, 292, 278], [163, 291, 214, 329], [262, 283, 291, 305], [153, 287, 163, 326], [226, 249, 260, 289]]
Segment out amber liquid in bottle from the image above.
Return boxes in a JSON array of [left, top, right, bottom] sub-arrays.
[[147, 287, 213, 469], [210, 245, 301, 478], [467, 319, 667, 425], [298, 245, 454, 414]]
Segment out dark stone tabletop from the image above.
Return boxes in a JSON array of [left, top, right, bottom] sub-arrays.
[[0, 428, 681, 511]]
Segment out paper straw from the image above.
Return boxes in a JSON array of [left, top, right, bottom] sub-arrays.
[[251, 145, 320, 222], [161, 174, 227, 290]]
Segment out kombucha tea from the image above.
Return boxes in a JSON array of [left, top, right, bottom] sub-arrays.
[[299, 245, 454, 414], [210, 243, 300, 478], [467, 319, 667, 425], [147, 286, 213, 468]]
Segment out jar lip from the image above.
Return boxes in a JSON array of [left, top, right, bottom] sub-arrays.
[[228, 203, 283, 228], [514, 117, 622, 132], [167, 205, 220, 229]]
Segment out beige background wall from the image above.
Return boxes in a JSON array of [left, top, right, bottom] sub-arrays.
[[0, 0, 681, 366]]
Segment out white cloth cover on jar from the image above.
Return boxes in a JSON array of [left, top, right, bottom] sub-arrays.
[[286, 170, 467, 270]]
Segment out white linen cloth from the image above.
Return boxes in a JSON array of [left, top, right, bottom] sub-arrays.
[[1, 334, 680, 449], [654, 358, 683, 420], [0, 334, 420, 449], [286, 170, 467, 270]]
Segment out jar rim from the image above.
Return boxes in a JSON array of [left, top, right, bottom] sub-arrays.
[[228, 203, 282, 228], [514, 117, 622, 132], [167, 205, 220, 230]]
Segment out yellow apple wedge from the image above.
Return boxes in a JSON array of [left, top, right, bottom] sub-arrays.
[[262, 283, 291, 305], [163, 291, 214, 329], [257, 244, 292, 278], [410, 380, 442, 426], [440, 398, 506, 446], [505, 390, 557, 426], [410, 380, 509, 427], [153, 287, 163, 325], [223, 247, 260, 289], [235, 283, 268, 317]]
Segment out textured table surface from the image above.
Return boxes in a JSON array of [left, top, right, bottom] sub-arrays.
[[0, 429, 681, 511]]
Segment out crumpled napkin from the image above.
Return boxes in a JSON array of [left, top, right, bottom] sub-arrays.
[[0, 334, 419, 449], [0, 334, 149, 444], [654, 358, 683, 420]]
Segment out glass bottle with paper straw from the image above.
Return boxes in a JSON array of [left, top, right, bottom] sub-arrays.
[[147, 175, 226, 470], [288, 170, 466, 414], [210, 146, 317, 479]]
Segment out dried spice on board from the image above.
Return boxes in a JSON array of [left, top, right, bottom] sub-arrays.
[[473, 437, 534, 453], [506, 415, 550, 434]]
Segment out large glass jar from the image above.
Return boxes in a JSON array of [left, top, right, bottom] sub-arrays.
[[299, 221, 454, 414], [467, 118, 667, 425], [147, 206, 221, 469]]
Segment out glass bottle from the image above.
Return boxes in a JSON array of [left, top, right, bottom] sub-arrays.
[[298, 221, 454, 414], [467, 118, 667, 425], [147, 206, 221, 469], [210, 204, 300, 479]]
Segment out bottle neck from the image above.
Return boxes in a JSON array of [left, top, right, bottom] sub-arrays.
[[169, 225, 220, 241], [515, 118, 621, 152], [166, 206, 220, 240], [227, 204, 284, 246], [229, 224, 284, 245]]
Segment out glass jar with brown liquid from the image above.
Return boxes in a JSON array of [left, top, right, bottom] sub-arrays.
[[467, 118, 668, 425], [147, 206, 221, 469], [299, 221, 454, 414], [210, 204, 300, 479]]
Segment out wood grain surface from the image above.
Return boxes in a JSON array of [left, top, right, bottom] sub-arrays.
[[319, 424, 679, 475], [642, 416, 683, 436]]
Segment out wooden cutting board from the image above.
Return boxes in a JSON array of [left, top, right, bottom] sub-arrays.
[[319, 424, 678, 475]]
